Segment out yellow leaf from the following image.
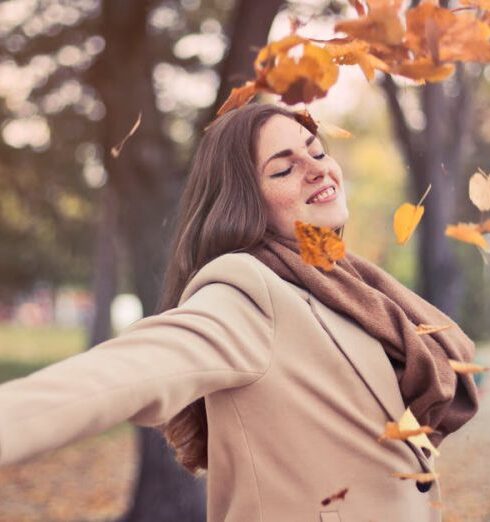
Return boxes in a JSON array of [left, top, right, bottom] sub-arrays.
[[469, 168, 490, 212], [448, 359, 490, 374], [392, 471, 439, 482], [393, 184, 431, 244], [393, 203, 425, 244], [415, 323, 454, 335]]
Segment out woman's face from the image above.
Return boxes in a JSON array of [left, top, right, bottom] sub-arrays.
[[255, 114, 349, 240]]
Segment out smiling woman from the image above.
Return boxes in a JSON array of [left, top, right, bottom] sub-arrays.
[[0, 102, 479, 522], [255, 113, 349, 239]]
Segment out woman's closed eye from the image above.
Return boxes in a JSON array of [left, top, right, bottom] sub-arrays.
[[271, 152, 326, 178]]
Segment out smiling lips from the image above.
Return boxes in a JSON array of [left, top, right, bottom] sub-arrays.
[[306, 185, 337, 204]]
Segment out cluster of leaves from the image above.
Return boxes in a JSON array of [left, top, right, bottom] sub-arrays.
[[216, 0, 490, 113]]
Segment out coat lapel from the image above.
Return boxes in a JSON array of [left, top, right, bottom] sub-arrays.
[[283, 281, 433, 472]]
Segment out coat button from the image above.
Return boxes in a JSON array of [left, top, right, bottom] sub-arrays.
[[416, 480, 433, 493]]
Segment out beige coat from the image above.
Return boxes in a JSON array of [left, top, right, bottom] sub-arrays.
[[0, 252, 443, 521]]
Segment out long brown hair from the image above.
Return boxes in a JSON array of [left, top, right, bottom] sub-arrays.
[[154, 102, 341, 476]]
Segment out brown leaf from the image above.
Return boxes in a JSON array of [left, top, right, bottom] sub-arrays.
[[111, 112, 142, 158], [215, 81, 258, 118], [320, 487, 349, 506]]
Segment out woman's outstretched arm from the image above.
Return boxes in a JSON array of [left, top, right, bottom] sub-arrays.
[[0, 254, 274, 467]]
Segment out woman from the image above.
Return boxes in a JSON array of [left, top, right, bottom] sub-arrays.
[[0, 103, 479, 521]]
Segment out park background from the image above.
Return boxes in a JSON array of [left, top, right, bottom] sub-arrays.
[[0, 0, 489, 520]]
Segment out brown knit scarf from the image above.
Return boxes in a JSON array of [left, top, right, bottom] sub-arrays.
[[249, 234, 479, 447]]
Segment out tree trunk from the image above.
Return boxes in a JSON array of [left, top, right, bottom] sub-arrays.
[[88, 184, 118, 347]]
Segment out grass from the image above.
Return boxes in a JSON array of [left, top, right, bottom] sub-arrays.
[[0, 324, 86, 384]]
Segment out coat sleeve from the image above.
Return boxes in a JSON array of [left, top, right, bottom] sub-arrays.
[[0, 254, 275, 467]]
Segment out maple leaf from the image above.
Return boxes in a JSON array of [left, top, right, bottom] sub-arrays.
[[265, 43, 339, 105], [389, 58, 455, 82], [334, 5, 405, 46], [294, 220, 346, 271]]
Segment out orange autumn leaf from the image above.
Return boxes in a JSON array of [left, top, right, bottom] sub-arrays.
[[460, 0, 490, 9], [469, 168, 490, 212], [393, 184, 431, 245], [392, 471, 439, 482], [335, 5, 405, 46], [448, 359, 490, 374], [323, 39, 390, 80], [378, 422, 434, 442], [389, 58, 455, 82], [415, 323, 453, 335], [216, 81, 258, 118], [379, 407, 440, 456], [265, 43, 339, 105], [318, 121, 353, 139], [405, 3, 490, 63], [445, 222, 490, 250], [294, 220, 346, 272], [320, 487, 349, 506]]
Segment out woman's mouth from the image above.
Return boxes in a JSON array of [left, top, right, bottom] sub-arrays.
[[307, 186, 337, 204]]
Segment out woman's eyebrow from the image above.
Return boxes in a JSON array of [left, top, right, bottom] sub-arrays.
[[261, 134, 317, 173]]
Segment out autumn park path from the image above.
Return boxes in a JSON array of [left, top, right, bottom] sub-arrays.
[[437, 346, 490, 522]]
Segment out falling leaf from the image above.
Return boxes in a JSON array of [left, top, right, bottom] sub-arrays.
[[392, 471, 439, 482], [460, 0, 490, 9], [335, 5, 405, 46], [393, 184, 431, 245], [445, 222, 490, 250], [293, 108, 319, 135], [111, 112, 142, 158], [318, 121, 353, 139], [389, 58, 455, 82], [320, 487, 349, 506], [378, 421, 434, 442], [381, 407, 441, 456], [415, 323, 453, 335], [469, 168, 490, 211], [448, 359, 490, 374], [294, 220, 346, 272], [264, 43, 339, 105], [216, 81, 258, 117]]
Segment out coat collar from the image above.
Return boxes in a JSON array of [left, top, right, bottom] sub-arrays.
[[283, 281, 433, 473]]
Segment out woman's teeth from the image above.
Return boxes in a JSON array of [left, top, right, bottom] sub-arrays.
[[310, 186, 335, 203]]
